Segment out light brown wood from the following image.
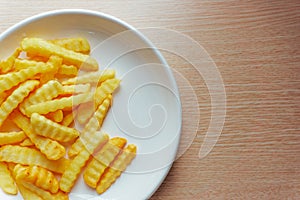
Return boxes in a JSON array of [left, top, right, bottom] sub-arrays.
[[0, 0, 299, 199]]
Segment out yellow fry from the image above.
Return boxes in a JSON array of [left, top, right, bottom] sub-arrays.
[[25, 92, 92, 116], [19, 80, 64, 116], [40, 55, 62, 84], [60, 133, 109, 192], [0, 80, 39, 127], [76, 101, 94, 125], [0, 48, 21, 73], [0, 131, 26, 145], [58, 64, 78, 76], [75, 78, 118, 127], [96, 144, 137, 194], [21, 37, 98, 71], [62, 69, 115, 85], [19, 138, 34, 147], [16, 181, 43, 200], [22, 181, 69, 200], [11, 111, 66, 160], [31, 113, 79, 143], [0, 60, 54, 94], [68, 96, 112, 158], [50, 37, 90, 54], [61, 110, 77, 127], [0, 145, 69, 174], [15, 164, 59, 194], [14, 59, 47, 71], [62, 84, 91, 95], [0, 161, 18, 194], [84, 137, 127, 188]]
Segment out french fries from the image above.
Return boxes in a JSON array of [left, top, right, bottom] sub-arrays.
[[0, 161, 18, 194], [21, 37, 98, 71], [11, 111, 66, 161], [0, 131, 26, 145], [84, 137, 127, 188], [14, 164, 59, 194], [0, 36, 137, 199], [96, 144, 137, 194], [68, 95, 112, 158], [31, 113, 79, 143], [0, 80, 39, 126], [0, 145, 69, 174]]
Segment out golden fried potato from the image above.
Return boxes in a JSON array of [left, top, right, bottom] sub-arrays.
[[0, 145, 69, 174], [15, 164, 59, 194], [96, 144, 137, 194], [0, 131, 26, 145], [19, 80, 64, 116], [84, 137, 127, 188], [0, 80, 39, 127], [50, 37, 90, 54], [62, 69, 115, 85], [11, 111, 66, 160], [0, 161, 18, 194], [31, 113, 79, 143], [68, 95, 112, 158], [60, 133, 109, 192], [0, 48, 21, 74], [21, 37, 98, 71]]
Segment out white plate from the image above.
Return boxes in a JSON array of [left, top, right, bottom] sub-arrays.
[[0, 9, 182, 200]]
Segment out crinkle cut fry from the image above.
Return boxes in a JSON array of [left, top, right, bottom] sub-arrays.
[[0, 161, 18, 194], [21, 37, 98, 71], [83, 137, 127, 188], [60, 133, 109, 192], [11, 110, 66, 161], [0, 80, 39, 127], [96, 144, 137, 194], [68, 95, 112, 158], [0, 145, 69, 174]]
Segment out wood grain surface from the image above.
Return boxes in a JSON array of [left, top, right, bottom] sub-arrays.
[[0, 0, 299, 199]]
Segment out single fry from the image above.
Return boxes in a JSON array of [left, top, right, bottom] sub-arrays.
[[0, 80, 39, 127], [11, 111, 66, 161], [21, 37, 98, 71], [58, 64, 78, 76], [62, 69, 115, 85], [68, 96, 112, 158], [76, 101, 94, 125], [0, 145, 69, 174], [62, 84, 90, 95], [25, 92, 92, 116], [84, 137, 127, 188], [31, 113, 79, 143], [0, 161, 18, 194], [0, 60, 54, 94], [0, 48, 21, 73], [60, 133, 109, 192], [15, 164, 59, 194], [19, 80, 64, 116], [0, 131, 26, 145], [96, 144, 137, 194], [14, 59, 48, 71], [22, 181, 69, 200], [50, 37, 90, 54]]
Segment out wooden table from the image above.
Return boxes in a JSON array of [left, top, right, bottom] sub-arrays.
[[0, 0, 299, 199]]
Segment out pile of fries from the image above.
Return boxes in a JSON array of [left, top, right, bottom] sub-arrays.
[[0, 37, 137, 199]]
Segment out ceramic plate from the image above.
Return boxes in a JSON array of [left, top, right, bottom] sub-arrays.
[[0, 9, 181, 200]]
